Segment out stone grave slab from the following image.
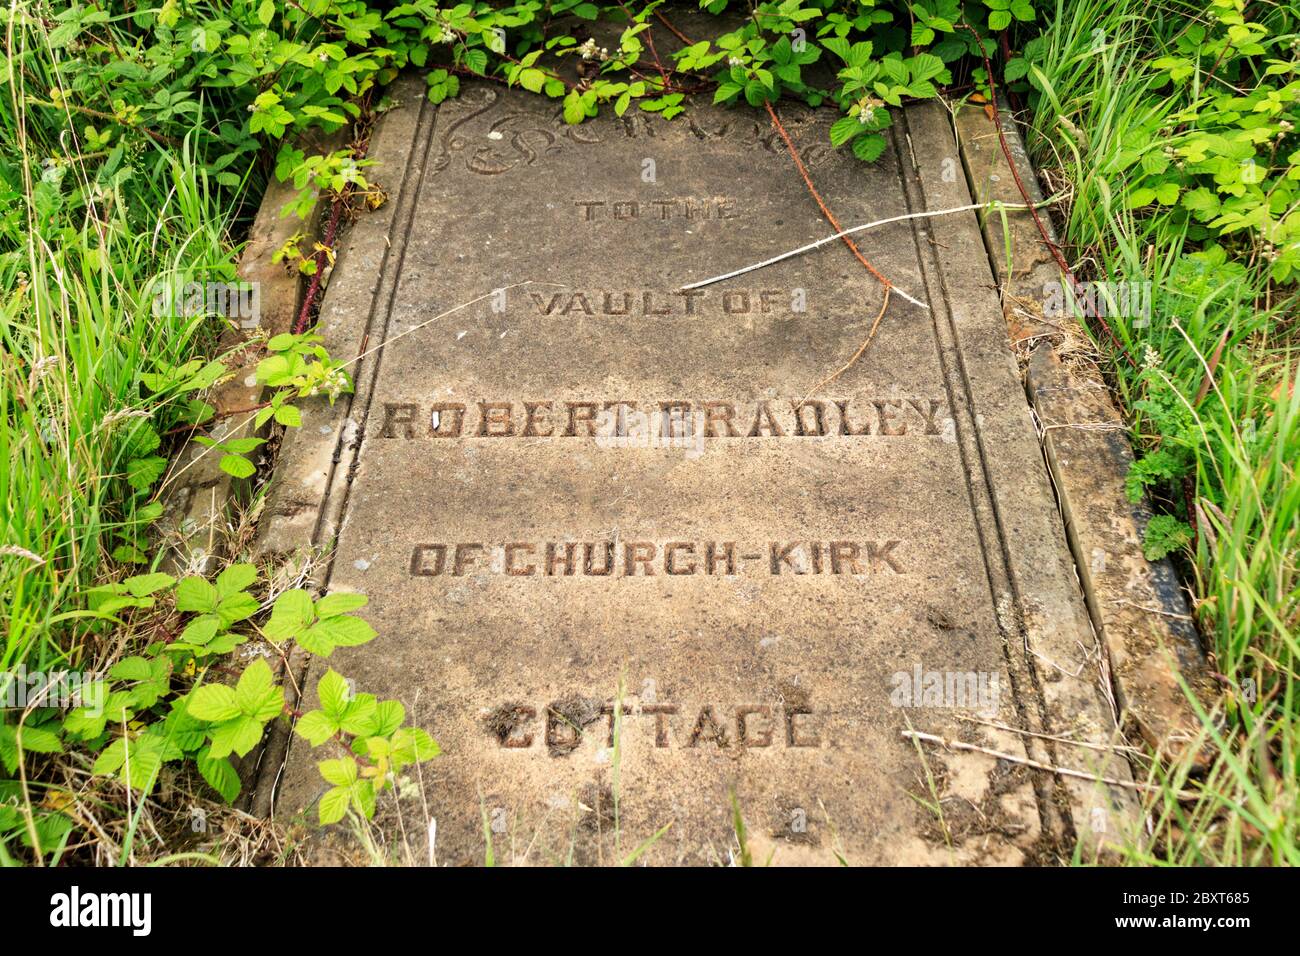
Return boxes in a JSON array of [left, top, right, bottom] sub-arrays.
[[260, 72, 1135, 865]]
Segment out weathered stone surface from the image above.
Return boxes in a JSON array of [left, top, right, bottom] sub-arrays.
[[261, 74, 1137, 864], [159, 137, 330, 577], [956, 104, 1209, 763]]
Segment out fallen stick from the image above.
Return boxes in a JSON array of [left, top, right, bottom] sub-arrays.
[[348, 279, 561, 367], [956, 715, 1143, 755], [901, 730, 1196, 800], [797, 287, 891, 406], [681, 197, 1057, 298]]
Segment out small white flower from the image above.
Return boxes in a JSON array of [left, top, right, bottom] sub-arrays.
[[727, 55, 743, 68], [308, 366, 350, 402]]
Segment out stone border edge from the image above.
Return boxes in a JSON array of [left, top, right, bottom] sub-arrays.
[[952, 103, 1212, 765], [157, 128, 339, 805]]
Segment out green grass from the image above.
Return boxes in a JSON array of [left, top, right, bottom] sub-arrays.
[[1, 7, 247, 861], [1023, 0, 1298, 864]]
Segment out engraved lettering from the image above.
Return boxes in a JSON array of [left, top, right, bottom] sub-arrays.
[[747, 401, 785, 437], [478, 401, 515, 437], [688, 705, 729, 748], [381, 402, 418, 439], [505, 542, 536, 576], [737, 705, 773, 747], [410, 544, 446, 576], [546, 542, 577, 576], [521, 400, 554, 437], [431, 402, 467, 437], [624, 541, 656, 576], [584, 541, 615, 576], [665, 541, 696, 575], [564, 402, 599, 436], [706, 541, 736, 575], [452, 543, 484, 576], [792, 400, 828, 436]]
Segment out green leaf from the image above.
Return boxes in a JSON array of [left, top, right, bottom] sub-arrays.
[[316, 592, 368, 617], [317, 668, 352, 718], [908, 53, 946, 84], [109, 656, 153, 682], [197, 747, 241, 803], [95, 735, 166, 792], [235, 658, 284, 720], [563, 89, 585, 125], [391, 726, 441, 763], [319, 785, 351, 824], [179, 615, 220, 646], [303, 615, 377, 656], [853, 133, 888, 163], [208, 715, 266, 759], [375, 700, 406, 736], [296, 622, 336, 657], [517, 68, 547, 94], [319, 756, 358, 787], [220, 438, 264, 460], [822, 36, 852, 63], [1181, 187, 1220, 219], [350, 779, 377, 818], [176, 576, 219, 614], [264, 589, 315, 641], [830, 114, 864, 147], [216, 592, 260, 627], [1143, 515, 1194, 561], [337, 695, 379, 736], [93, 738, 127, 776], [126, 456, 167, 492], [124, 572, 175, 597], [216, 563, 257, 598], [220, 454, 256, 479], [713, 80, 742, 104], [1126, 187, 1156, 209], [188, 684, 241, 722], [295, 710, 339, 746], [274, 403, 302, 427], [15, 724, 63, 754]]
